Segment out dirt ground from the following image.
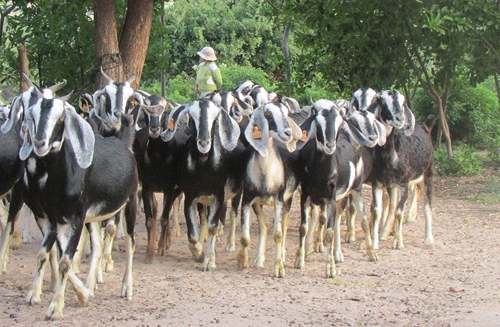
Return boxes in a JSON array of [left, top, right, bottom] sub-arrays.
[[1, 169, 499, 327]]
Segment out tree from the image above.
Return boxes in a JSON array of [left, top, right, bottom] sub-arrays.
[[283, 0, 494, 158], [94, 0, 154, 88]]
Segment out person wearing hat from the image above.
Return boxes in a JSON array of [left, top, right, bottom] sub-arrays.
[[194, 46, 223, 98]]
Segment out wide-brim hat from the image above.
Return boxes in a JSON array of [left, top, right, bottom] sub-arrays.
[[197, 46, 217, 61]]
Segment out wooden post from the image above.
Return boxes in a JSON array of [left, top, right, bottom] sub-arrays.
[[18, 45, 29, 92]]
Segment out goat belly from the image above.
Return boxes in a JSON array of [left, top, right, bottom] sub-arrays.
[[245, 153, 285, 196]]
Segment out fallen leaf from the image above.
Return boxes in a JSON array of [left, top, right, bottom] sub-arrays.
[[449, 287, 465, 293]]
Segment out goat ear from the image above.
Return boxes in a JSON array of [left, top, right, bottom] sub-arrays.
[[19, 109, 36, 160], [92, 88, 106, 111], [235, 93, 254, 116], [132, 90, 145, 106], [64, 104, 95, 168], [1, 96, 22, 134], [161, 104, 189, 142], [286, 117, 303, 152], [217, 108, 240, 151], [403, 103, 415, 136], [374, 118, 387, 146], [245, 109, 270, 157], [342, 120, 372, 147], [130, 105, 146, 131], [296, 114, 316, 150]]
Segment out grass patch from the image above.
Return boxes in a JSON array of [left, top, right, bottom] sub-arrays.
[[472, 178, 500, 205]]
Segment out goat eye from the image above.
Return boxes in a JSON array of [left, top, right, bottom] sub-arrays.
[[59, 115, 65, 121], [265, 111, 272, 118]]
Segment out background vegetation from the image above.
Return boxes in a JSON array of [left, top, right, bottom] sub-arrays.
[[0, 0, 499, 174]]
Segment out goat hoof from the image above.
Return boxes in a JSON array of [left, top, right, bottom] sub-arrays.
[[334, 250, 344, 263], [325, 266, 336, 279], [22, 232, 33, 244], [294, 257, 304, 269], [144, 257, 154, 264], [104, 259, 115, 272], [273, 261, 285, 278], [26, 290, 41, 305], [367, 249, 379, 262], [11, 233, 22, 250], [237, 250, 248, 268], [251, 256, 265, 269], [225, 243, 235, 253], [393, 239, 404, 250], [314, 243, 325, 253], [45, 298, 64, 320], [156, 246, 167, 257]]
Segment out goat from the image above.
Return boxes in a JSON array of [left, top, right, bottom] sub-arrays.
[[86, 68, 144, 272], [365, 90, 435, 250], [131, 95, 186, 263], [2, 94, 138, 320], [236, 100, 303, 277], [161, 98, 243, 271], [0, 75, 67, 272], [293, 104, 386, 276], [77, 93, 93, 118], [209, 90, 254, 251]]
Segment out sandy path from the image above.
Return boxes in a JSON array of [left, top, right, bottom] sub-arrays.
[[1, 173, 499, 326]]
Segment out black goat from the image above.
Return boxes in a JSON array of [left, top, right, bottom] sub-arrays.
[[161, 98, 243, 271], [131, 95, 186, 263], [294, 104, 386, 276], [366, 90, 435, 250]]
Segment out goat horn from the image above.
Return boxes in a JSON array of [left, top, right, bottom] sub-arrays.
[[310, 97, 315, 106], [21, 73, 34, 88], [126, 74, 136, 84], [59, 91, 74, 103], [47, 79, 67, 93], [100, 66, 113, 83]]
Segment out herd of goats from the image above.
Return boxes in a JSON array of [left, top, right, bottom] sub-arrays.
[[0, 69, 436, 320]]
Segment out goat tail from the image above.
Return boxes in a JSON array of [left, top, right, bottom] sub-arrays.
[[424, 114, 438, 133]]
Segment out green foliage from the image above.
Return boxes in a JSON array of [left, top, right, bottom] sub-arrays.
[[141, 72, 196, 104], [220, 64, 273, 91], [143, 0, 284, 87], [412, 76, 500, 150], [3, 0, 94, 90], [434, 144, 484, 176]]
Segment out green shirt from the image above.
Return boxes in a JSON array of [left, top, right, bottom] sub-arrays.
[[196, 62, 223, 93]]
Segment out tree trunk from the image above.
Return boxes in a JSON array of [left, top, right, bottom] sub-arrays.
[[160, 1, 166, 97], [281, 24, 292, 97], [94, 0, 123, 88], [18, 45, 29, 92], [119, 0, 154, 89], [494, 73, 500, 109], [436, 97, 453, 158]]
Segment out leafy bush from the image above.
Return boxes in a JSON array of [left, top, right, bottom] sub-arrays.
[[434, 144, 484, 176], [412, 77, 500, 151], [220, 64, 273, 90], [141, 72, 196, 104]]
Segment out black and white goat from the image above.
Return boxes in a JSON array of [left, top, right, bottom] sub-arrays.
[[131, 95, 186, 263], [86, 68, 143, 272], [209, 90, 254, 251], [237, 100, 303, 277], [0, 76, 67, 272], [294, 104, 386, 277], [161, 98, 243, 271], [365, 90, 435, 250], [2, 94, 138, 320]]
